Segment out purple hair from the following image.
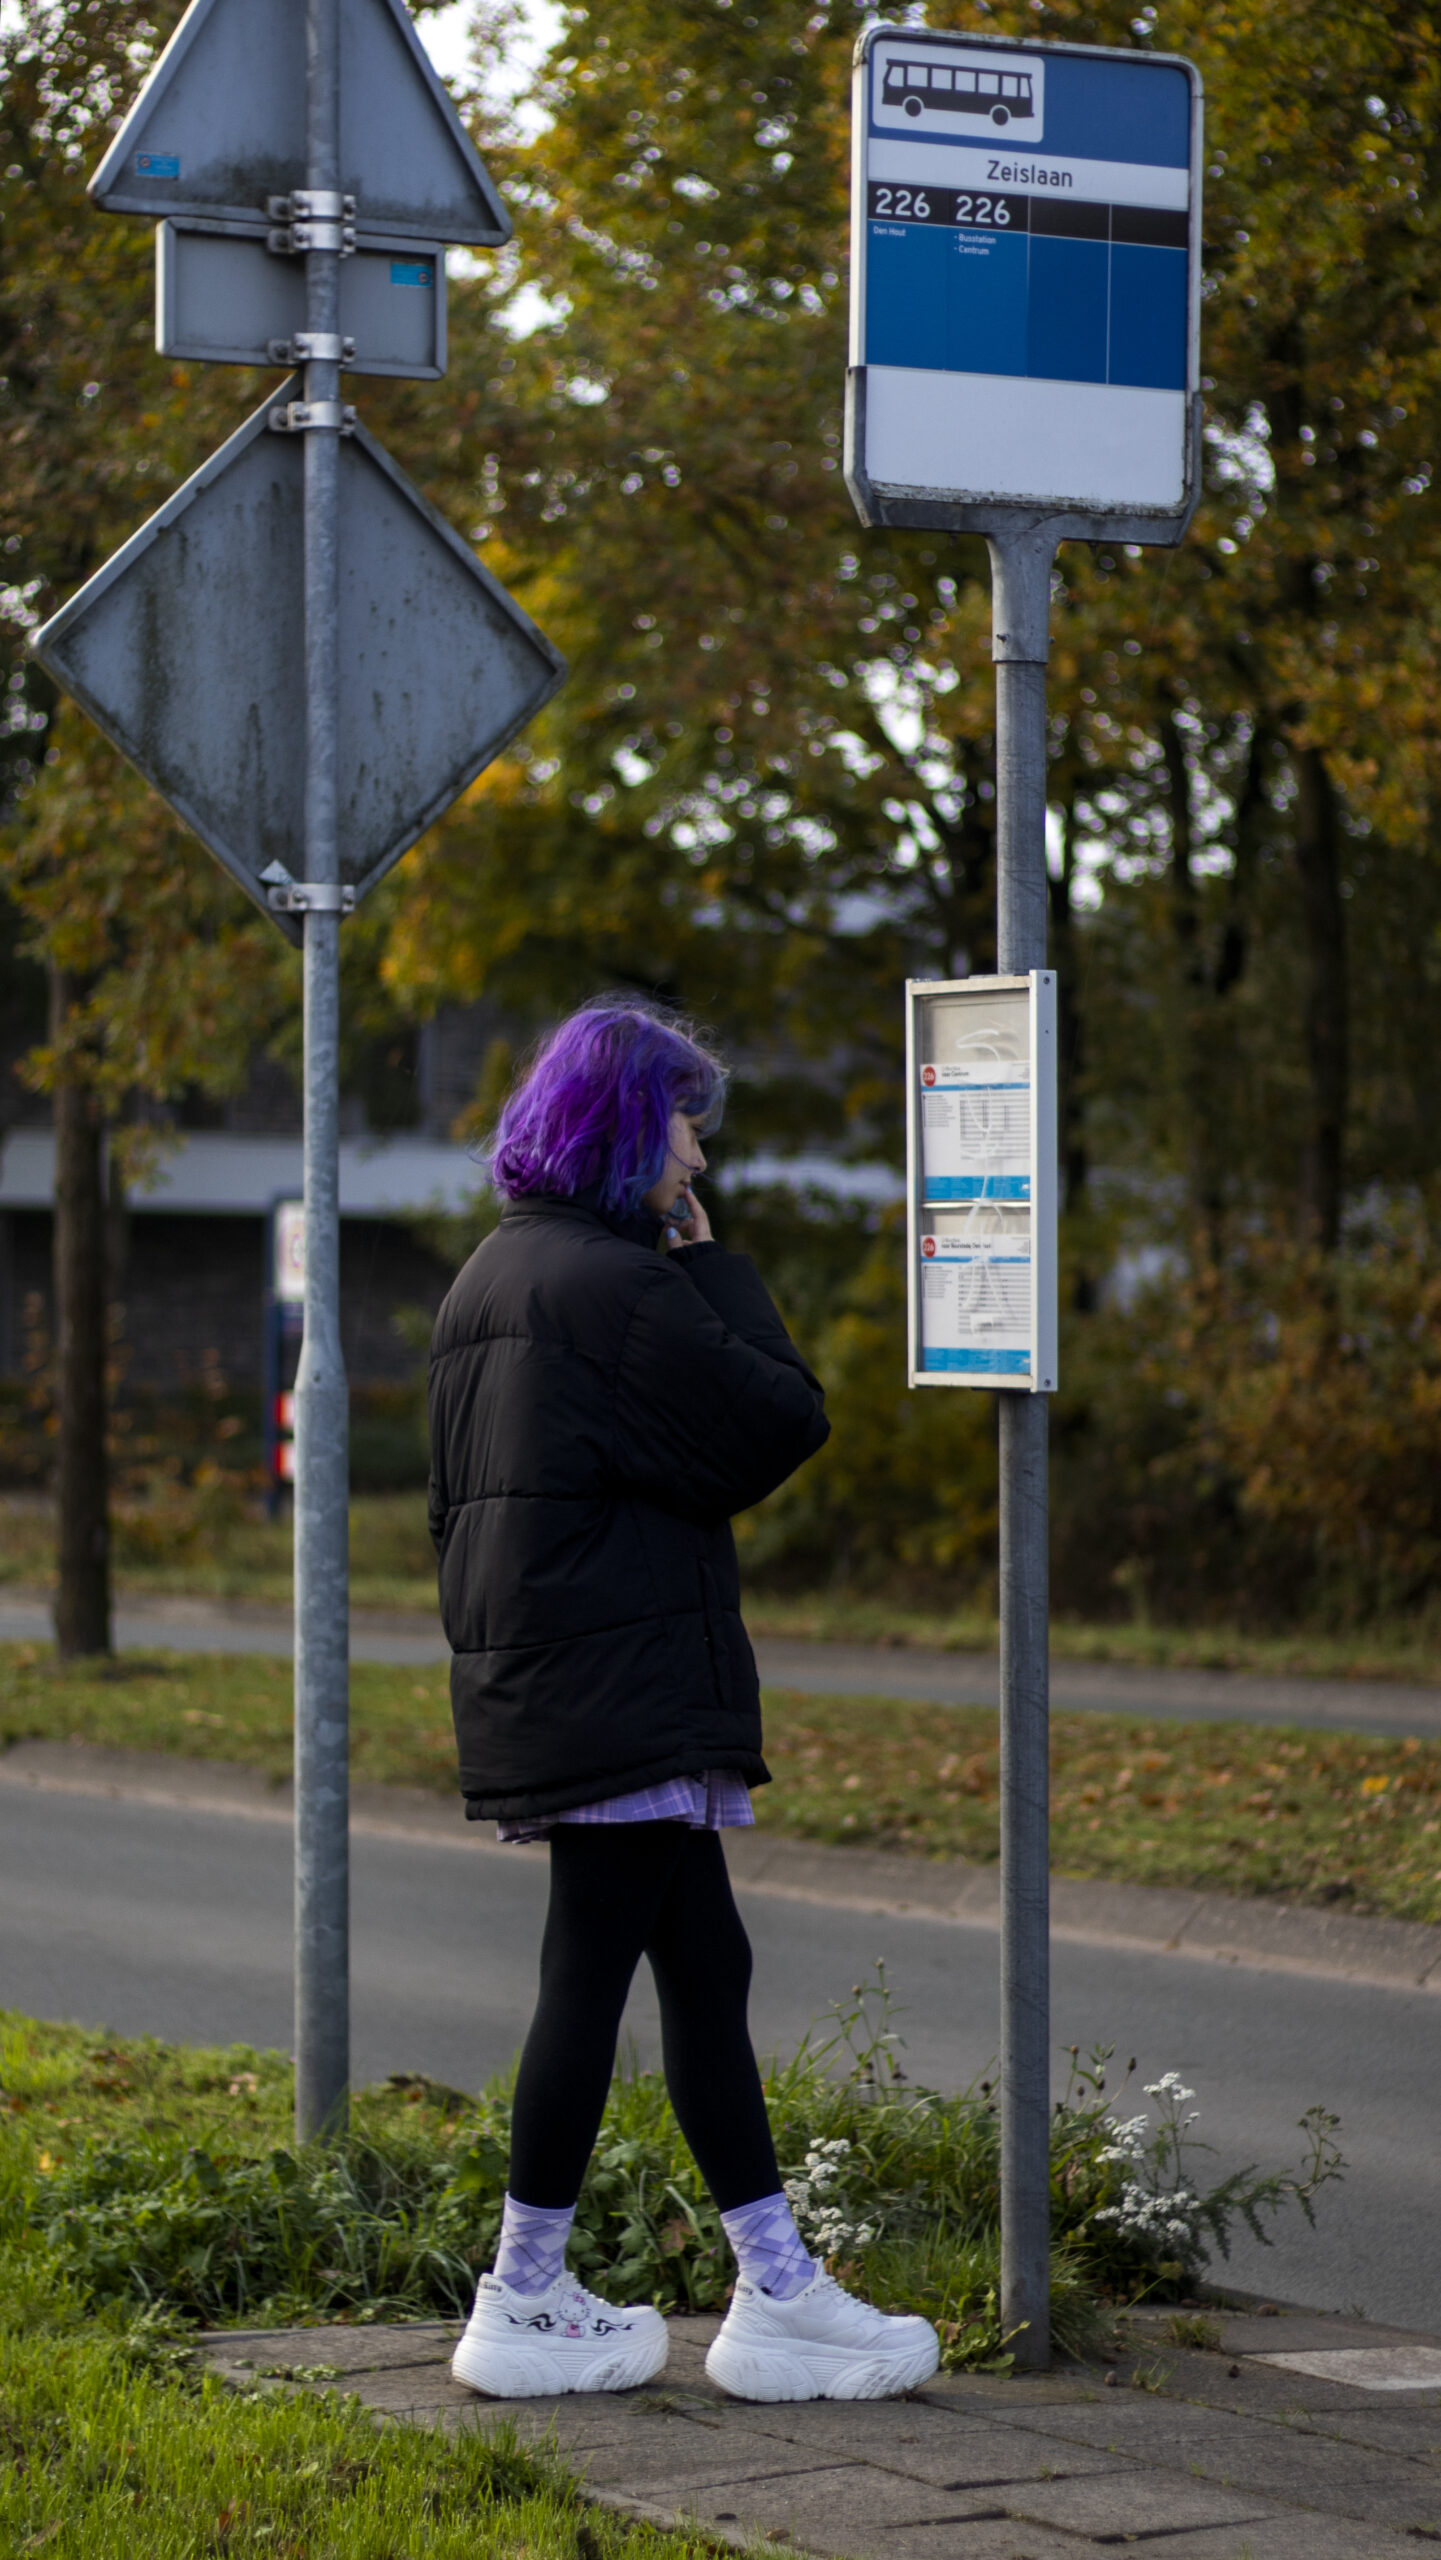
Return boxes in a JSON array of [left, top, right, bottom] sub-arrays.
[[489, 1003, 727, 1214]]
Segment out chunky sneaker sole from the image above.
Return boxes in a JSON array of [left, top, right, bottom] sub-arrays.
[[452, 2273, 668, 2399], [705, 2271, 939, 2402]]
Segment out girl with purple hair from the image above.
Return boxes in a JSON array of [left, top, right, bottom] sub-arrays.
[[429, 1001, 939, 2404]]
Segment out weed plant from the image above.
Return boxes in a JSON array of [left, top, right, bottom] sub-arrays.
[[7, 1981, 1342, 2374]]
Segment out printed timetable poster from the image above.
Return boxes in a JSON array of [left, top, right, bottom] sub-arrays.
[[920, 1206, 1033, 1378], [850, 32, 1201, 516]]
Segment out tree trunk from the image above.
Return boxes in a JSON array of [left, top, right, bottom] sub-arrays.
[[1047, 793, 1095, 1311], [50, 966, 110, 1659], [1292, 746, 1347, 1249], [1046, 794, 1088, 1216], [1162, 715, 1224, 1254]]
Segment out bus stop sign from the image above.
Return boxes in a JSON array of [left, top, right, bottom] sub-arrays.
[[845, 30, 1202, 539]]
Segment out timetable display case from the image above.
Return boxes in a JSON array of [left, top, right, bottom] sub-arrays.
[[905, 973, 1058, 1393]]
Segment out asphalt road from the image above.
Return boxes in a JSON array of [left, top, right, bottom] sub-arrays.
[[3, 1595, 1439, 1735], [3, 1782, 1437, 2335]]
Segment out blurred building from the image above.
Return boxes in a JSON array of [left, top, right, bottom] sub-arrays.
[[0, 1003, 496, 1392]]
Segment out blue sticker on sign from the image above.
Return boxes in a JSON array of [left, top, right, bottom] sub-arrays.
[[390, 261, 434, 288], [924, 1175, 1031, 1203], [923, 1347, 1031, 1374], [136, 152, 180, 178]]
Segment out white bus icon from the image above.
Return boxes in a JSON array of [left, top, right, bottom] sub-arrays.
[[881, 57, 1036, 129]]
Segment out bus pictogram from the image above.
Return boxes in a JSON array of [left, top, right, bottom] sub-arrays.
[[881, 58, 1035, 128]]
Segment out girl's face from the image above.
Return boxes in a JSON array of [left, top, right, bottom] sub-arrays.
[[641, 1108, 707, 1217]]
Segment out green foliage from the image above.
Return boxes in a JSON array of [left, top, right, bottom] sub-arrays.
[[4, 2022, 680, 2560], [36, 2125, 484, 2326], [0, 715, 291, 1162], [6, 1985, 1344, 2369], [376, 0, 1441, 1630], [373, 0, 1441, 1231], [736, 1215, 999, 1593], [0, 5, 297, 1166], [1159, 1201, 1441, 1618], [0, 2284, 713, 2560], [735, 1187, 1441, 1633], [7, 0, 1441, 1641]]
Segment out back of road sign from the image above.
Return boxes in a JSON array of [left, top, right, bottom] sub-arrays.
[[90, 0, 510, 245], [31, 382, 565, 941], [846, 32, 1201, 536], [906, 975, 1058, 1393], [157, 222, 447, 376]]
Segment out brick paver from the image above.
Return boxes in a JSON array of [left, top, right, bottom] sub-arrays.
[[199, 2296, 1441, 2556]]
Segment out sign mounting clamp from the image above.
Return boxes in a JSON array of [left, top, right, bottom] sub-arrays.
[[268, 398, 357, 434]]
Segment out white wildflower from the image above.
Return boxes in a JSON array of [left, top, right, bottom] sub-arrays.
[[1096, 2114, 1149, 2165], [784, 2140, 876, 2259]]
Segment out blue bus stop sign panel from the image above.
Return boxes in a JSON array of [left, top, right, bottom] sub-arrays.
[[850, 34, 1199, 522]]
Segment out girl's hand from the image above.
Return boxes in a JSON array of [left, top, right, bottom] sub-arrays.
[[662, 1182, 713, 1250]]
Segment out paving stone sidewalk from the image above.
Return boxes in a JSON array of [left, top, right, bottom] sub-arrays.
[[199, 2298, 1441, 2556]]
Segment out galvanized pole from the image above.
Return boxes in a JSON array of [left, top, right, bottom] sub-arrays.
[[989, 523, 1058, 2370], [294, 0, 350, 2141]]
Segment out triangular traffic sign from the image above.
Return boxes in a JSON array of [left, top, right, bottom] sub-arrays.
[[90, 0, 511, 246], [31, 383, 565, 939]]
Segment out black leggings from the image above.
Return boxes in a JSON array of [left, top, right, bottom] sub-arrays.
[[507, 1824, 781, 2213]]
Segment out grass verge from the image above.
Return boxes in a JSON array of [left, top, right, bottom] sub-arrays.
[[2, 2044, 742, 2560], [4, 1643, 1440, 1924], [5, 1492, 1440, 1683], [1, 2304, 708, 2560], [754, 1691, 1441, 1926], [0, 1988, 1343, 2547], [744, 1595, 1441, 1687]]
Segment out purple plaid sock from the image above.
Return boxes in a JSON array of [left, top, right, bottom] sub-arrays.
[[493, 2194, 575, 2296], [720, 2191, 816, 2300]]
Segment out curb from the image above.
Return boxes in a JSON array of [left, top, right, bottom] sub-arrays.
[[4, 1735, 1439, 1992], [723, 1828, 1441, 1991]]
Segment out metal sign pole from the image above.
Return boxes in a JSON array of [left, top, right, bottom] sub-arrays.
[[989, 523, 1058, 2369], [34, 0, 566, 2151], [294, 0, 351, 2142]]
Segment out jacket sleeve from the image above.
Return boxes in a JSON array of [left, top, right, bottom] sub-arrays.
[[610, 1246, 829, 1523]]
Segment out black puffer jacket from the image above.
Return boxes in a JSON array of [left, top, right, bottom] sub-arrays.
[[427, 1193, 830, 1822]]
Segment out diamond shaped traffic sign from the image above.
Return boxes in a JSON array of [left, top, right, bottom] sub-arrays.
[[90, 0, 510, 245], [31, 384, 565, 942]]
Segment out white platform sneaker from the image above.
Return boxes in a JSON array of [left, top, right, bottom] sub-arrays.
[[451, 2271, 668, 2398], [705, 2269, 940, 2402]]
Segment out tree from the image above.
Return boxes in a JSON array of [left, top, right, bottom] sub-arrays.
[[374, 0, 1440, 1257], [0, 0, 291, 1651], [1039, 0, 1441, 1244]]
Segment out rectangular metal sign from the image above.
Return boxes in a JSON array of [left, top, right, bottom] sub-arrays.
[[847, 32, 1202, 534], [906, 974, 1058, 1392], [157, 220, 446, 376]]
